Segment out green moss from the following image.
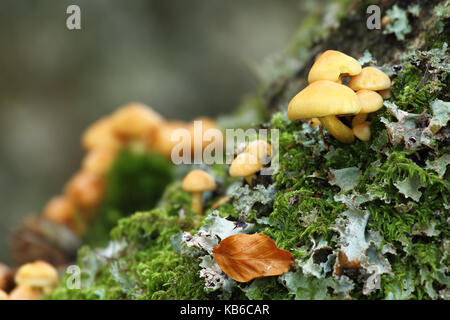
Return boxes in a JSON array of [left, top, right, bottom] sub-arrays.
[[54, 0, 449, 301], [83, 149, 174, 246]]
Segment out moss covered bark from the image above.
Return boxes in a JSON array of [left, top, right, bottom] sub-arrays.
[[49, 0, 449, 300]]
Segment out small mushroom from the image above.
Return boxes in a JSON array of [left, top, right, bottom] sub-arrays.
[[229, 152, 262, 186], [188, 117, 222, 155], [0, 289, 8, 300], [348, 66, 391, 91], [356, 89, 384, 114], [288, 80, 361, 143], [42, 196, 78, 233], [181, 169, 217, 215], [15, 261, 59, 295], [152, 121, 190, 158], [353, 122, 371, 141], [65, 171, 104, 212], [82, 117, 122, 152], [244, 139, 272, 164], [351, 113, 368, 128], [9, 285, 41, 300], [82, 148, 117, 175], [378, 88, 392, 99], [110, 102, 164, 141], [308, 50, 361, 83]]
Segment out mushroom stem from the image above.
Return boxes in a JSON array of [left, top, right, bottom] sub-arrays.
[[190, 192, 203, 215], [319, 115, 355, 144], [351, 113, 368, 128], [245, 175, 256, 187]]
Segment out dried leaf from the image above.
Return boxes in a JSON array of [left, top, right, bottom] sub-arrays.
[[213, 234, 294, 282]]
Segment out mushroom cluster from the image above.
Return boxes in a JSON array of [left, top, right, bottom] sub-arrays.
[[0, 260, 59, 300], [34, 102, 220, 237], [180, 139, 272, 215], [288, 50, 391, 143], [229, 139, 272, 187]]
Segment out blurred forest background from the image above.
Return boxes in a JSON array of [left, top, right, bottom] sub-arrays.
[[0, 0, 332, 262]]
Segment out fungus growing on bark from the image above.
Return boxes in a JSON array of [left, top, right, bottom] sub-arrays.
[[182, 169, 217, 215], [82, 117, 122, 152], [244, 139, 272, 164], [110, 102, 164, 142], [349, 66, 391, 91], [353, 122, 371, 141], [229, 152, 262, 186], [14, 261, 59, 295], [288, 80, 361, 143], [308, 50, 362, 83], [42, 196, 79, 233], [82, 148, 117, 175]]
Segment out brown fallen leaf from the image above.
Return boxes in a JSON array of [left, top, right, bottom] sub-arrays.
[[213, 233, 294, 282]]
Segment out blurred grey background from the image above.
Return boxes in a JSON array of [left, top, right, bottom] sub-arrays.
[[0, 0, 318, 263]]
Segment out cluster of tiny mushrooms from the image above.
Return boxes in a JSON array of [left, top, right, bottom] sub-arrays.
[[289, 50, 391, 143], [182, 50, 391, 215], [0, 261, 59, 300], [36, 103, 218, 235], [4, 50, 391, 299]]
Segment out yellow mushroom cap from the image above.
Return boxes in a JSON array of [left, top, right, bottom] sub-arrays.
[[244, 140, 272, 162], [9, 285, 41, 300], [82, 148, 117, 175], [181, 169, 216, 193], [65, 171, 104, 209], [353, 122, 371, 141], [42, 195, 76, 229], [356, 89, 384, 113], [189, 117, 221, 152], [15, 261, 59, 289], [152, 121, 190, 158], [82, 117, 122, 152], [0, 289, 8, 300], [229, 152, 262, 177], [288, 80, 361, 120], [349, 66, 391, 91], [110, 102, 164, 140], [308, 50, 361, 83]]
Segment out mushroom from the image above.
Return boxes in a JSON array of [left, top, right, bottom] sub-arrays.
[[110, 102, 164, 142], [15, 261, 59, 295], [353, 122, 371, 141], [181, 169, 217, 215], [65, 171, 104, 212], [308, 50, 361, 83], [288, 80, 361, 143], [152, 121, 190, 158], [244, 139, 272, 164], [348, 66, 391, 91], [229, 152, 262, 186], [351, 113, 368, 127], [82, 117, 122, 152], [42, 195, 78, 233], [378, 88, 392, 99], [9, 285, 41, 300], [356, 90, 384, 114], [0, 289, 8, 300], [82, 148, 117, 175], [188, 117, 222, 155]]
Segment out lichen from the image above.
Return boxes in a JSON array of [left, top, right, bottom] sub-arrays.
[[49, 0, 449, 301]]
